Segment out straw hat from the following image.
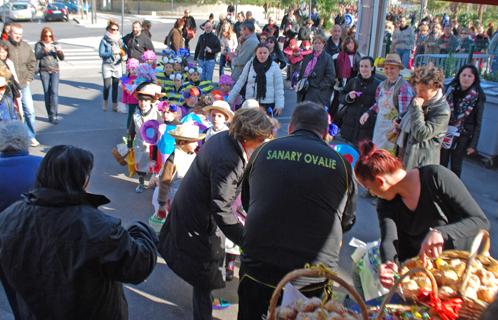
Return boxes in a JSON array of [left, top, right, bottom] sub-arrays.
[[135, 83, 163, 99], [168, 123, 206, 141], [203, 100, 234, 121], [381, 53, 404, 69]]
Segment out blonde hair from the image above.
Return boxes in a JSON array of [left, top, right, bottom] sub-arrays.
[[0, 66, 12, 80], [229, 108, 274, 142]]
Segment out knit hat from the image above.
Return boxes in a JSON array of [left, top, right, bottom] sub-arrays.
[[126, 58, 140, 71]]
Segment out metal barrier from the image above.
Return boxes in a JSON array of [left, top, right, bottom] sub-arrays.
[[413, 53, 494, 77]]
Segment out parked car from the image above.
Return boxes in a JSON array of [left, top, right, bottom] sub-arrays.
[[0, 2, 34, 21], [43, 3, 66, 22], [52, 2, 69, 20], [63, 0, 78, 14]]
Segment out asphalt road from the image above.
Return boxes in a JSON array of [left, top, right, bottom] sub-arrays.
[[1, 13, 498, 320]]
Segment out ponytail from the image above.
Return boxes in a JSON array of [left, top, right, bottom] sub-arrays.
[[354, 140, 403, 181]]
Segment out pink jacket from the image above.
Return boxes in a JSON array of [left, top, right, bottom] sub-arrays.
[[121, 75, 138, 104]]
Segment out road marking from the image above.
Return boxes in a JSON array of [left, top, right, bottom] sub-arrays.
[[124, 285, 179, 306]]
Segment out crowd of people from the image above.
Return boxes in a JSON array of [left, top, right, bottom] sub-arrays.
[[0, 5, 495, 320]]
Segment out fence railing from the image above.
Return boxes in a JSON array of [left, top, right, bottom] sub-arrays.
[[413, 53, 495, 77]]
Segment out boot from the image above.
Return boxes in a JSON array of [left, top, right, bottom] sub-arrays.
[[102, 100, 108, 111], [112, 102, 118, 112]]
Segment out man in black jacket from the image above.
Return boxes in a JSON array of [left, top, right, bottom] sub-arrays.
[[123, 21, 155, 60], [325, 24, 342, 57], [238, 102, 357, 320], [194, 22, 221, 82]]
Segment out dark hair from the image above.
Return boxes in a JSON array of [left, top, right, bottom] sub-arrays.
[[359, 56, 376, 76], [142, 20, 151, 28], [174, 18, 185, 29], [40, 26, 55, 41], [342, 36, 358, 53], [289, 102, 328, 136], [254, 42, 270, 53], [265, 36, 283, 55], [35, 145, 94, 194], [2, 22, 11, 34], [410, 63, 444, 89], [209, 13, 214, 19], [450, 64, 481, 90], [354, 140, 403, 181], [132, 20, 142, 27], [242, 21, 255, 33], [0, 41, 9, 57]]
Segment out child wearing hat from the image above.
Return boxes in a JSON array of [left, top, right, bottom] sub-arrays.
[[141, 50, 157, 69], [184, 65, 214, 95], [156, 57, 175, 90], [164, 72, 185, 106], [203, 100, 234, 141], [128, 82, 164, 193], [180, 86, 201, 118], [148, 123, 205, 232], [217, 74, 241, 110], [121, 58, 140, 129]]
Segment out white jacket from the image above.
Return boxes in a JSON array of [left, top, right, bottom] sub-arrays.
[[228, 58, 285, 110]]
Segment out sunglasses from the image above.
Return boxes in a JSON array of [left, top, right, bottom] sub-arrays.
[[110, 28, 119, 31], [44, 34, 53, 38]]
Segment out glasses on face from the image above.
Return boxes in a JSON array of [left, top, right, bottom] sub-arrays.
[[44, 33, 53, 38], [111, 28, 119, 32]]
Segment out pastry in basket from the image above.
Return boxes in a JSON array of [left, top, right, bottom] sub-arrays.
[[477, 287, 498, 304], [440, 270, 459, 287], [439, 286, 457, 300], [476, 269, 496, 286]]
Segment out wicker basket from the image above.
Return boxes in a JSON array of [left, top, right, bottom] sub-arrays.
[[267, 266, 369, 320], [374, 267, 440, 320], [457, 230, 494, 320]]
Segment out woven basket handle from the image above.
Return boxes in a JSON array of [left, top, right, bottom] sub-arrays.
[[375, 267, 439, 320], [459, 229, 490, 296], [267, 267, 369, 320]]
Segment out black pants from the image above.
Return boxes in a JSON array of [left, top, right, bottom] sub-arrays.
[[440, 135, 471, 178], [237, 265, 326, 320], [103, 77, 119, 103], [185, 38, 191, 51], [192, 286, 212, 320]]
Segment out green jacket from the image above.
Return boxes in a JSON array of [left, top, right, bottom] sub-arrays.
[[6, 38, 36, 88]]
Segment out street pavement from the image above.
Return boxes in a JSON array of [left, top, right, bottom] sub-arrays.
[[1, 13, 498, 320]]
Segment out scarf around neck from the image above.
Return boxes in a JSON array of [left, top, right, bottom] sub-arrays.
[[252, 57, 272, 101]]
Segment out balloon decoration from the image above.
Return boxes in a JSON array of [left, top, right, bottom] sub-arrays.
[[331, 143, 359, 169]]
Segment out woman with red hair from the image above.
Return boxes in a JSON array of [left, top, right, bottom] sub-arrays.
[[354, 140, 489, 289]]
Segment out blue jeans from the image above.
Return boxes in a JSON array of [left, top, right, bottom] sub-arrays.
[[40, 71, 59, 118], [21, 86, 36, 138], [199, 59, 216, 82], [396, 48, 411, 68]]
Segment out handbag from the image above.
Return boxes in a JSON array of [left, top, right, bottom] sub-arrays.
[[187, 28, 195, 40], [295, 78, 309, 93]]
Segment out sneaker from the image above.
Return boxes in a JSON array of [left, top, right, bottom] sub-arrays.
[[135, 184, 145, 193], [31, 138, 40, 147], [212, 298, 231, 310]]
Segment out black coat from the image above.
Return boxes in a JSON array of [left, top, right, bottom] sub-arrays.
[[123, 32, 155, 60], [0, 188, 158, 320], [340, 75, 380, 146], [158, 131, 245, 290], [298, 51, 335, 107], [194, 32, 221, 60], [325, 37, 341, 57]]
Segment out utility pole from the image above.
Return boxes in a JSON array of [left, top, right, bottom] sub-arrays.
[[121, 0, 124, 30]]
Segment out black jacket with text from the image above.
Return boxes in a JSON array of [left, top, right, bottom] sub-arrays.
[[241, 130, 357, 282]]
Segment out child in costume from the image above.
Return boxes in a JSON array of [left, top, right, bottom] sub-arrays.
[[128, 81, 164, 193], [164, 72, 185, 106], [156, 56, 175, 90], [148, 123, 205, 232], [120, 58, 140, 128], [203, 100, 233, 141], [141, 50, 157, 69], [217, 74, 241, 110], [179, 86, 201, 118], [184, 65, 214, 94]]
